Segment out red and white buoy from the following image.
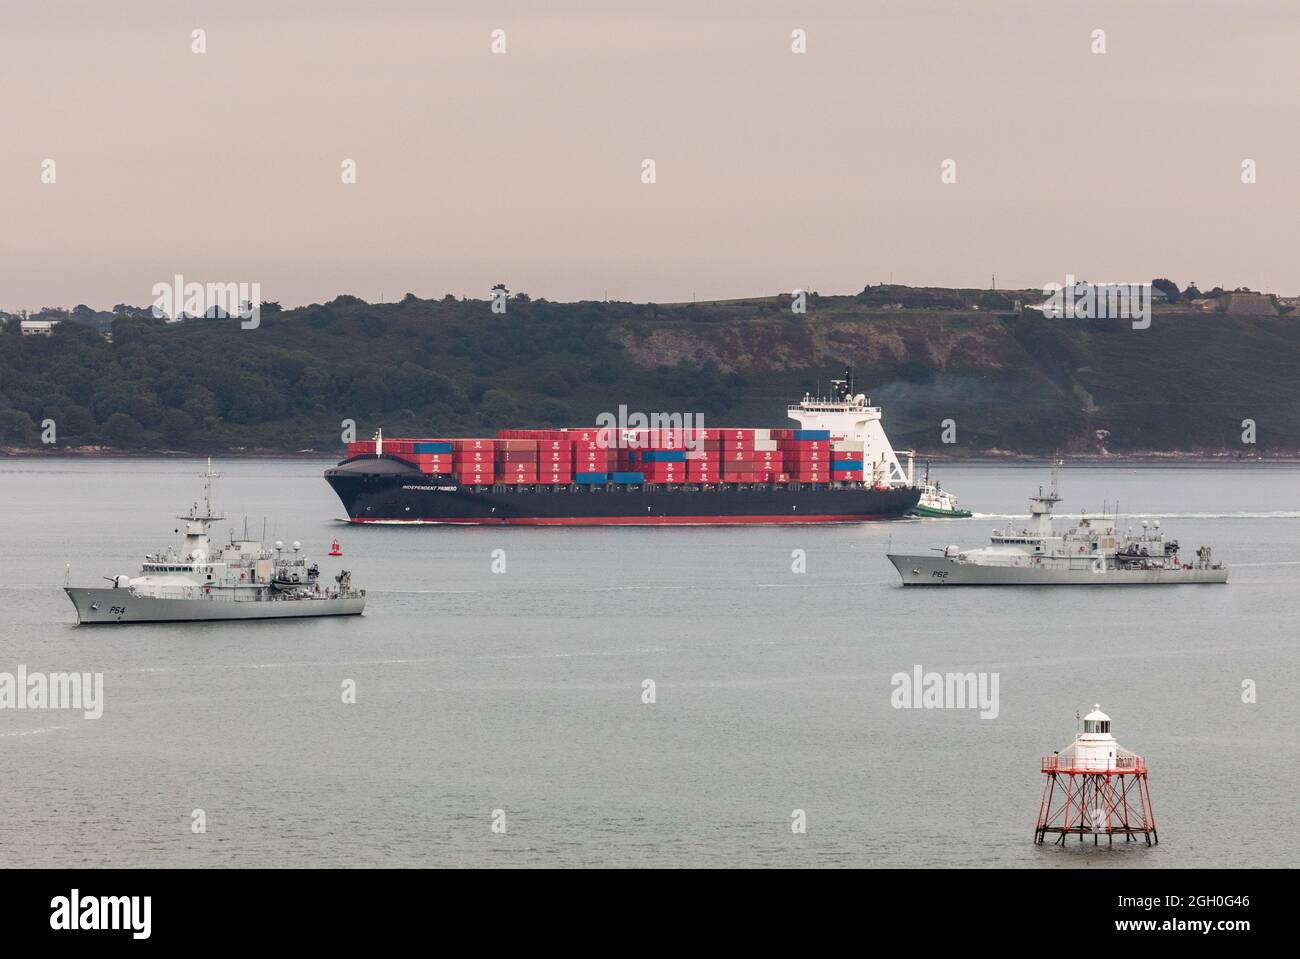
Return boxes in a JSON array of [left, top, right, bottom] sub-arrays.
[[329, 539, 343, 556], [1034, 704, 1158, 847]]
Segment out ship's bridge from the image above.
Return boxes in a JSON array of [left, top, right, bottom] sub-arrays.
[[786, 374, 913, 487]]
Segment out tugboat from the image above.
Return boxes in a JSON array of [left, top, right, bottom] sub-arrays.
[[64, 461, 367, 623], [909, 463, 972, 518], [887, 462, 1228, 585]]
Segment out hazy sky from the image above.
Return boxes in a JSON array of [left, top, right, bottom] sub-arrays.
[[3, 0, 1298, 311]]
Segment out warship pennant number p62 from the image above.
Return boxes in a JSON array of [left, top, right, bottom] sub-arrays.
[[887, 462, 1228, 586]]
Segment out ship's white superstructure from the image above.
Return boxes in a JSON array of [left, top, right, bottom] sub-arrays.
[[786, 372, 914, 487]]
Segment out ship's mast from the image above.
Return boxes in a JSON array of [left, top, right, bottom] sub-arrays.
[[1028, 458, 1064, 535], [179, 458, 225, 525], [176, 458, 224, 561]]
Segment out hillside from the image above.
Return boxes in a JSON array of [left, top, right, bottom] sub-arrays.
[[2, 287, 1298, 456]]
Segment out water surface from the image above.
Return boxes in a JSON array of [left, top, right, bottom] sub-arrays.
[[1, 458, 1295, 867]]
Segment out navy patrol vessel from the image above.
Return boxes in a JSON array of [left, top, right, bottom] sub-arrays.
[[65, 461, 366, 623], [888, 463, 1227, 586]]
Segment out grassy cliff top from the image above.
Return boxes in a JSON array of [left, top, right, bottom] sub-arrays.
[[2, 287, 1296, 455]]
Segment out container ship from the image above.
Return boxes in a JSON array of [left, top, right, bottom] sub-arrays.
[[325, 373, 921, 525]]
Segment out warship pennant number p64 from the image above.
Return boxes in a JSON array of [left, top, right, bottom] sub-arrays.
[[64, 460, 367, 624]]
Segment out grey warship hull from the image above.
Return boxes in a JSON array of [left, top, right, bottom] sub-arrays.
[[887, 553, 1230, 586], [64, 587, 366, 624]]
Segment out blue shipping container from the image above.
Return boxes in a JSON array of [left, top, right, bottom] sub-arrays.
[[574, 472, 609, 484], [612, 471, 645, 484], [641, 450, 686, 462], [831, 460, 863, 471], [413, 442, 454, 454], [793, 430, 830, 441]]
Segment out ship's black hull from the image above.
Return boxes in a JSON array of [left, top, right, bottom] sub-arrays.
[[325, 457, 920, 525]]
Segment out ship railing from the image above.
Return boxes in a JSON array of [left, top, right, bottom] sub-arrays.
[[1041, 755, 1146, 774], [953, 555, 1100, 569], [134, 587, 280, 602]]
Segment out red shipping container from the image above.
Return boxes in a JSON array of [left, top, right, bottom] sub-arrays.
[[498, 439, 539, 451], [786, 450, 826, 463], [754, 450, 784, 464], [778, 439, 829, 452], [455, 450, 494, 464], [566, 428, 615, 447], [620, 429, 687, 450], [452, 439, 496, 452], [535, 475, 572, 485], [496, 450, 539, 463]]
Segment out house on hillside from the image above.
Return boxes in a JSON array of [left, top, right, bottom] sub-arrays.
[[1224, 292, 1277, 316], [20, 319, 59, 336]]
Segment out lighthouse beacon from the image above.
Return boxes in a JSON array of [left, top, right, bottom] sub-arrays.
[[1034, 704, 1158, 847]]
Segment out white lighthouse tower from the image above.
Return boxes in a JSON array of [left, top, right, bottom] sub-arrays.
[[1034, 704, 1159, 846], [786, 369, 914, 487]]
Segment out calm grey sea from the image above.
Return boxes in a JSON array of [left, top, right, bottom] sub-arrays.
[[1, 458, 1296, 868]]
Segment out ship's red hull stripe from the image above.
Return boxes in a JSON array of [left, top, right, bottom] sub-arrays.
[[350, 514, 894, 526]]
